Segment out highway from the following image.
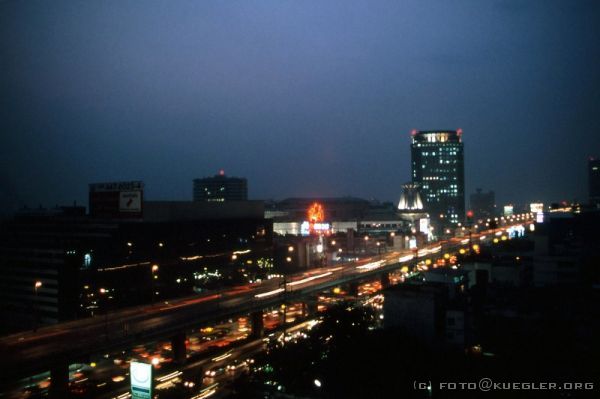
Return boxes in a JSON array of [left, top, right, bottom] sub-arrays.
[[99, 318, 322, 399], [0, 219, 532, 387]]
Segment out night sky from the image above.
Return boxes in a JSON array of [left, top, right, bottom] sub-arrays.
[[1, 0, 599, 213]]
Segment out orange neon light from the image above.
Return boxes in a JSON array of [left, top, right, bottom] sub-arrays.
[[308, 202, 325, 224]]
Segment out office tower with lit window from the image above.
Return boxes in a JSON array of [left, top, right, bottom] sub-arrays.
[[411, 130, 465, 229], [193, 171, 248, 202]]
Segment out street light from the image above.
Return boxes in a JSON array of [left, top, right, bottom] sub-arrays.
[[33, 281, 42, 332], [151, 265, 159, 303]]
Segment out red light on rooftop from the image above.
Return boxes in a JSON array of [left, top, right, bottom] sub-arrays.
[[219, 169, 225, 176], [411, 129, 418, 136], [457, 128, 463, 135]]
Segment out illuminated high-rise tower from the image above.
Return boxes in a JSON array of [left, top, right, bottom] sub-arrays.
[[411, 129, 465, 229]]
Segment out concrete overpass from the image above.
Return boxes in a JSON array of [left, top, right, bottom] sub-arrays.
[[0, 221, 531, 395]]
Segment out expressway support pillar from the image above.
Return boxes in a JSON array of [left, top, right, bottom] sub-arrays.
[[302, 297, 319, 318], [348, 281, 360, 297], [171, 331, 187, 365], [49, 361, 69, 399], [380, 272, 391, 289], [250, 310, 264, 339]]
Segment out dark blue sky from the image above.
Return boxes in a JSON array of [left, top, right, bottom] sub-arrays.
[[1, 0, 599, 212]]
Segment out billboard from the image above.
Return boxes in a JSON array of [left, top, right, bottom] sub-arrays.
[[119, 191, 142, 212], [530, 203, 544, 213], [130, 361, 153, 399], [90, 181, 143, 192], [89, 181, 143, 218]]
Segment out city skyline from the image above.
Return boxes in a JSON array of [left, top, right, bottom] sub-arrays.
[[2, 1, 599, 211], [2, 2, 599, 397]]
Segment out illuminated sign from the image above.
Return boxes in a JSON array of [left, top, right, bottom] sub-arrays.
[[507, 225, 525, 238], [503, 205, 514, 217], [530, 203, 544, 213], [419, 218, 429, 235], [409, 238, 417, 249], [301, 221, 330, 236], [130, 362, 153, 399], [307, 202, 324, 223], [536, 212, 544, 223], [83, 253, 92, 268]]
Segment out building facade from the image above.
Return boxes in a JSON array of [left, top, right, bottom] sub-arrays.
[[411, 130, 465, 229], [0, 201, 272, 333], [193, 171, 248, 202]]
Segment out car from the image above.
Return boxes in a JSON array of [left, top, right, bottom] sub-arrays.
[[226, 359, 247, 372], [204, 365, 226, 378]]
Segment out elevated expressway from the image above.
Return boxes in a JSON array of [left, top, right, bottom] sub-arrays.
[[0, 221, 530, 390]]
